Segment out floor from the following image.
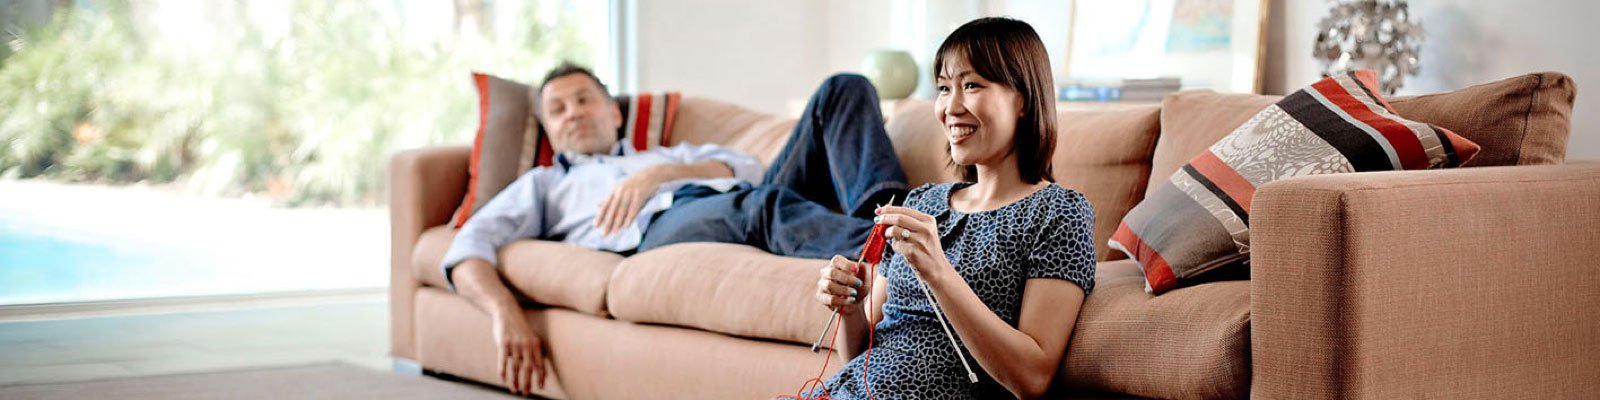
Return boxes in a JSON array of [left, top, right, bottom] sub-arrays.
[[0, 294, 397, 386]]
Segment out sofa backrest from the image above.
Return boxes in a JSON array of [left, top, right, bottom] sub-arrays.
[[667, 96, 799, 166], [885, 100, 1163, 262], [654, 72, 1575, 263], [1147, 72, 1577, 196]]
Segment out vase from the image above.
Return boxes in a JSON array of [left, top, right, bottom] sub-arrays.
[[860, 49, 918, 100]]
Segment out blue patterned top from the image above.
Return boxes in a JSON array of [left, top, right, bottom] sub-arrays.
[[808, 182, 1097, 399]]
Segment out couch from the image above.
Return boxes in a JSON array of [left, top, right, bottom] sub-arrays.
[[389, 71, 1599, 399]]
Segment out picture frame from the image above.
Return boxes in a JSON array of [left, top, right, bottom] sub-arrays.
[[1063, 0, 1269, 94]]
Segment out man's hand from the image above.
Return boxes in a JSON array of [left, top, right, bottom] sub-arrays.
[[594, 161, 734, 236], [595, 169, 664, 236], [450, 259, 548, 395], [493, 312, 547, 396]]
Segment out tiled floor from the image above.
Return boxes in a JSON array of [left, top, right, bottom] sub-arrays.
[[0, 297, 393, 385]]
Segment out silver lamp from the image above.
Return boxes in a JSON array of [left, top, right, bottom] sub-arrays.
[[1313, 0, 1424, 95]]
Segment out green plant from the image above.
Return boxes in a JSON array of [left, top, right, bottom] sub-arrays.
[[0, 0, 598, 206]]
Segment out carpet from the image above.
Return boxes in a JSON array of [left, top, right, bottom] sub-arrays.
[[0, 362, 521, 399]]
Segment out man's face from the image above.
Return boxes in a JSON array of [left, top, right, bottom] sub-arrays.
[[539, 74, 622, 155]]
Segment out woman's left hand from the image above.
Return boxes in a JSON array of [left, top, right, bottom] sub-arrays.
[[875, 206, 953, 279]]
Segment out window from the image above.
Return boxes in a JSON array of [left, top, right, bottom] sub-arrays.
[[0, 0, 615, 305]]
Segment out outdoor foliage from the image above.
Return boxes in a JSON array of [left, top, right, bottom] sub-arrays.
[[0, 0, 595, 206]]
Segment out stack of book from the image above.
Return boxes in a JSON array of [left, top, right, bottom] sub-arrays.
[[1118, 77, 1182, 102], [1058, 77, 1182, 102]]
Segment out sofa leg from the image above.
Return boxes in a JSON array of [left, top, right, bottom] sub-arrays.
[[392, 358, 422, 375]]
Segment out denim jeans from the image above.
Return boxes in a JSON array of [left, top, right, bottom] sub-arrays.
[[638, 74, 910, 259]]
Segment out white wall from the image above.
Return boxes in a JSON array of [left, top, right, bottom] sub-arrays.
[[632, 0, 828, 115], [636, 1, 1597, 160], [1266, 0, 1600, 161], [635, 0, 1062, 114]]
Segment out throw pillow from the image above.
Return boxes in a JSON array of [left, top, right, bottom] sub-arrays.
[[1109, 70, 1482, 294], [451, 71, 681, 228]]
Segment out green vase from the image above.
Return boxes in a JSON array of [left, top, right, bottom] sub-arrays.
[[860, 49, 918, 99]]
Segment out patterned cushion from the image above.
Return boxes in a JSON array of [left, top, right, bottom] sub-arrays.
[[1110, 70, 1482, 294], [450, 70, 679, 228]]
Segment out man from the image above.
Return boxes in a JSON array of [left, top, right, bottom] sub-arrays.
[[441, 62, 908, 395]]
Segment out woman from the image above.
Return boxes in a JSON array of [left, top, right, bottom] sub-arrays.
[[807, 17, 1096, 399]]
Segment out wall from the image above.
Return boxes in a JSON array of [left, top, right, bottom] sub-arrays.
[[1266, 0, 1599, 161], [634, 1, 1596, 160], [631, 0, 828, 115], [634, 0, 1067, 115]]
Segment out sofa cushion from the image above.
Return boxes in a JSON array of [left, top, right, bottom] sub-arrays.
[[1388, 71, 1575, 166], [887, 100, 1164, 262], [411, 225, 620, 317], [1150, 91, 1282, 196], [605, 242, 833, 346], [451, 73, 537, 229], [1058, 260, 1251, 399], [1054, 105, 1162, 262], [885, 100, 964, 188]]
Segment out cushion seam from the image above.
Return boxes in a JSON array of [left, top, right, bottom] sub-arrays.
[[1517, 73, 1543, 165]]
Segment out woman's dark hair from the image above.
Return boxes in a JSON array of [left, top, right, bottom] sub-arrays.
[[933, 17, 1056, 184]]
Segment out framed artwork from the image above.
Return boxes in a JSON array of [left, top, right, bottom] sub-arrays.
[[1063, 0, 1268, 93]]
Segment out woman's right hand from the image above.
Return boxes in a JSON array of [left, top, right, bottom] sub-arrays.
[[816, 255, 868, 314]]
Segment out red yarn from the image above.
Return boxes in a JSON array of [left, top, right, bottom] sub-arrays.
[[778, 221, 890, 400]]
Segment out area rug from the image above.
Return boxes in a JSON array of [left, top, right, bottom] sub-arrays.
[[0, 362, 520, 399]]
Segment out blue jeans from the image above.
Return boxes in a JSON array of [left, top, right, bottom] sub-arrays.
[[638, 74, 909, 259]]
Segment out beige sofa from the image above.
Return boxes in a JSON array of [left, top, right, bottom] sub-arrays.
[[389, 72, 1599, 399]]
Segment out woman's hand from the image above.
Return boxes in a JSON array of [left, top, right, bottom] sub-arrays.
[[815, 255, 867, 315], [875, 206, 953, 280]]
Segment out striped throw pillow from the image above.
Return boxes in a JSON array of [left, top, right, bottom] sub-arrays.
[[518, 92, 683, 171], [1109, 70, 1481, 294], [451, 73, 681, 229]]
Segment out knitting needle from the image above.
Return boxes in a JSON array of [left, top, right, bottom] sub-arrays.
[[810, 195, 895, 353], [913, 275, 980, 383]]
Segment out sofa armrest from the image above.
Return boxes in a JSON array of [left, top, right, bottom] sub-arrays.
[[1251, 163, 1600, 399], [388, 145, 471, 361]]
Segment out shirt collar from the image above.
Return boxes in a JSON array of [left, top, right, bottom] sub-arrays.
[[555, 143, 629, 171], [932, 182, 973, 239]]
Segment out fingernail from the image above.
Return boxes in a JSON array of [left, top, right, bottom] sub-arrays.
[[873, 215, 883, 223], [854, 281, 862, 288], [849, 288, 857, 296], [875, 207, 882, 215], [848, 296, 856, 303]]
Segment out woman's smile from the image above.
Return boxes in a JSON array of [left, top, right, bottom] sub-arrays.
[[948, 123, 976, 145]]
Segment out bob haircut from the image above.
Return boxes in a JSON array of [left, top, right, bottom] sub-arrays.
[[933, 17, 1056, 184]]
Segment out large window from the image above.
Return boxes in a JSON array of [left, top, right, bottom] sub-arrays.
[[0, 0, 614, 305]]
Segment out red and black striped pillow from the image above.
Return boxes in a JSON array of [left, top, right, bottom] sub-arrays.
[[1109, 70, 1481, 294], [517, 92, 681, 171], [451, 71, 680, 228]]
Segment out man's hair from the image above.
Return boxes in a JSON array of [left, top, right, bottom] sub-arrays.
[[933, 17, 1057, 184], [534, 61, 612, 119]]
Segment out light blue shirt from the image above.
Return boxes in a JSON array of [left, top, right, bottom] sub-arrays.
[[439, 143, 763, 289]]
